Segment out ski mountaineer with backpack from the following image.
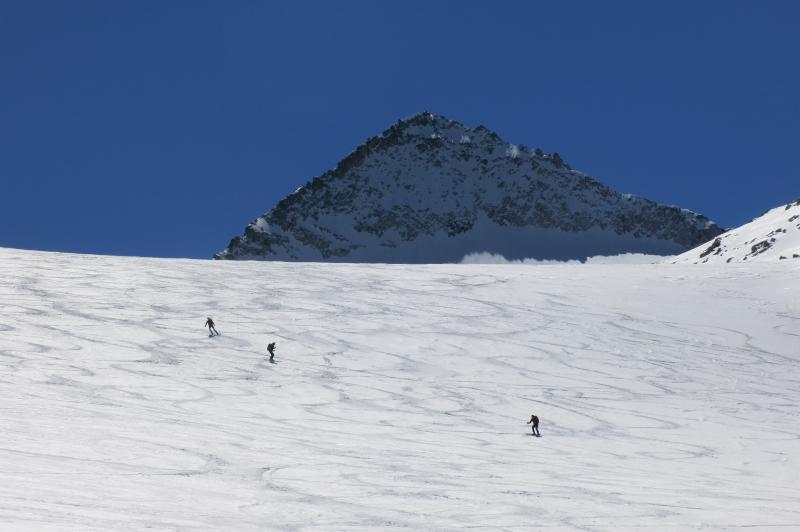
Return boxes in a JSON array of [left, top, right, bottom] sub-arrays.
[[205, 317, 220, 337], [267, 342, 276, 362], [527, 414, 540, 436]]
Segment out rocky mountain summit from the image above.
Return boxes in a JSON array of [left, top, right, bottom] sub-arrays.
[[674, 199, 800, 264], [215, 112, 723, 262]]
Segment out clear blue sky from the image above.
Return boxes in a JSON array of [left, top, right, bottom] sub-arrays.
[[1, 1, 797, 258]]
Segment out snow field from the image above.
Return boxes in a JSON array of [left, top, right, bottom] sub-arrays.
[[0, 247, 798, 530], [675, 200, 800, 264]]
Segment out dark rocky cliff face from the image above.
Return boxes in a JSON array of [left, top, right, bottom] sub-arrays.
[[215, 112, 724, 262]]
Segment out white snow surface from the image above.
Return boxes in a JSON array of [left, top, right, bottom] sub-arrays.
[[675, 199, 800, 264], [1, 246, 799, 530]]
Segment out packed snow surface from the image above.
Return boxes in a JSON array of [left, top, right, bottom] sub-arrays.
[[1, 247, 799, 530], [675, 199, 800, 264]]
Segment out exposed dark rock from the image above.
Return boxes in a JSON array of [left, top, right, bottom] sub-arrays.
[[699, 238, 722, 258], [215, 112, 724, 262]]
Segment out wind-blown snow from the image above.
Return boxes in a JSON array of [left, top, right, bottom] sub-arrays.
[[1, 247, 799, 530], [461, 252, 669, 265]]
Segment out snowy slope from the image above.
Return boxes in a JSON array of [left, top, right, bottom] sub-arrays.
[[675, 199, 800, 264], [216, 112, 723, 262], [2, 246, 799, 530]]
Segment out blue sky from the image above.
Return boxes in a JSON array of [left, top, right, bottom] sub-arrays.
[[1, 1, 798, 258]]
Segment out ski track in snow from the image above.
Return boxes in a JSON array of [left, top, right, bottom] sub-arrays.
[[0, 248, 799, 531]]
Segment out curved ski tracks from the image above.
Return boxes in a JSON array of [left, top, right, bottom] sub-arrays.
[[0, 249, 798, 530]]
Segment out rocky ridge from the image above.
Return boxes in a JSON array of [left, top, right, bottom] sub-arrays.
[[674, 199, 800, 264], [216, 112, 723, 262]]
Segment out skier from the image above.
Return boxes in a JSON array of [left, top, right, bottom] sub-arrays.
[[267, 342, 276, 362], [527, 414, 540, 436], [205, 317, 220, 337]]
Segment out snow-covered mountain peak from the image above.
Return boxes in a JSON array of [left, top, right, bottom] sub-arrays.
[[674, 198, 800, 264], [381, 112, 564, 167], [216, 112, 723, 262], [386, 112, 504, 149]]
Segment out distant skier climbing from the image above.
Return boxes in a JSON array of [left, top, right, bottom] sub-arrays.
[[267, 342, 276, 363], [527, 414, 540, 436], [205, 317, 220, 337]]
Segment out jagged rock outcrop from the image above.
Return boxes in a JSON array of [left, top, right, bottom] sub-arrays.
[[216, 112, 723, 262]]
